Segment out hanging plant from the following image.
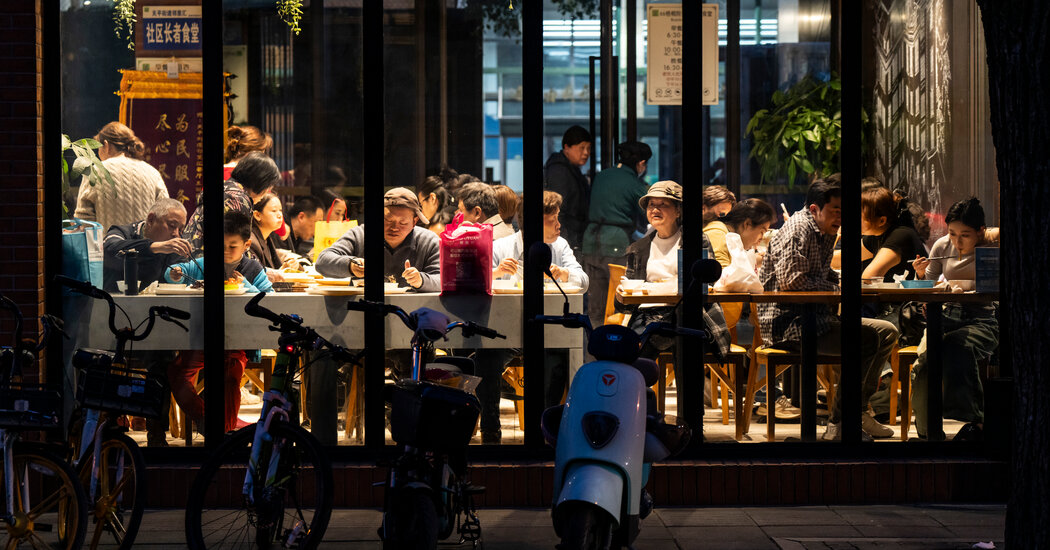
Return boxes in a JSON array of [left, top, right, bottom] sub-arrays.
[[277, 0, 304, 36], [466, 0, 600, 39], [61, 135, 115, 216], [113, 0, 136, 51]]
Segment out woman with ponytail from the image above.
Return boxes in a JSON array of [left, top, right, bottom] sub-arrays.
[[74, 121, 169, 230], [416, 165, 461, 234], [224, 125, 273, 180], [859, 183, 927, 282]]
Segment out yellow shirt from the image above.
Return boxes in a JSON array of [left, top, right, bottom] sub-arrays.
[[703, 220, 732, 268]]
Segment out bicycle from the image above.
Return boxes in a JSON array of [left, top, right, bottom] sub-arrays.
[[184, 292, 357, 550], [0, 292, 88, 549], [343, 299, 504, 550], [56, 275, 191, 550]]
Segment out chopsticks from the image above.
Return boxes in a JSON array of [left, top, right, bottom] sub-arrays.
[[908, 256, 957, 263]]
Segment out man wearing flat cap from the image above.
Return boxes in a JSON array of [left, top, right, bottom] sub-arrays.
[[316, 187, 441, 292]]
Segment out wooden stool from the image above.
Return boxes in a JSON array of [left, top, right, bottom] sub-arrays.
[[890, 345, 920, 441]]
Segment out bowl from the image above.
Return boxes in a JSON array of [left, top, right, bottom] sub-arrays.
[[948, 279, 975, 291], [900, 279, 935, 289], [116, 281, 127, 293], [384, 282, 401, 292]]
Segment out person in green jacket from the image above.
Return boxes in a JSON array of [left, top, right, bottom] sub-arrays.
[[580, 141, 653, 327]]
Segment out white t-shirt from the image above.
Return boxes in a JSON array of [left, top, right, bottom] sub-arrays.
[[646, 229, 681, 283]]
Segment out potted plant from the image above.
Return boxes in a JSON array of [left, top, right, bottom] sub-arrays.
[[745, 73, 862, 186], [62, 135, 114, 216]]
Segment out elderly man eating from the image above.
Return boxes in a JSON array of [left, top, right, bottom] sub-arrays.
[[315, 187, 441, 292]]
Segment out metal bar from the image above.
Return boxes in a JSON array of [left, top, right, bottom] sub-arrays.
[[600, 0, 615, 170], [363, 0, 386, 448], [42, 0, 63, 400], [202, 0, 226, 447], [589, 56, 598, 180], [726, 0, 741, 198], [311, 0, 327, 201], [521, 0, 545, 448], [625, 0, 637, 142], [838, 0, 863, 444], [680, 0, 705, 440]]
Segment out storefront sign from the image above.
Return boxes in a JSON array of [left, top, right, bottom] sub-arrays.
[[135, 57, 203, 73], [135, 1, 202, 57], [646, 3, 719, 106]]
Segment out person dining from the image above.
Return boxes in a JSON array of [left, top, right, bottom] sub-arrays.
[[184, 151, 281, 254], [709, 198, 776, 270], [416, 166, 460, 235], [457, 182, 514, 239], [860, 183, 927, 283], [757, 175, 899, 440], [250, 193, 299, 280], [491, 190, 588, 411], [491, 190, 588, 291], [315, 187, 440, 292], [701, 185, 738, 268], [910, 197, 998, 441], [621, 181, 732, 379], [102, 198, 190, 294], [276, 195, 325, 257]]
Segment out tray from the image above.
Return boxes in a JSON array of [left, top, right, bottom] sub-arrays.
[[306, 286, 364, 296], [861, 284, 948, 294], [155, 284, 203, 296], [315, 278, 354, 286]]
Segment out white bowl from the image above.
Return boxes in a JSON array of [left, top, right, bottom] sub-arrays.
[[116, 281, 127, 293], [384, 282, 401, 292], [948, 279, 975, 291]]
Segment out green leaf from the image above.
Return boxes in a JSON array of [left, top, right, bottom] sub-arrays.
[[61, 134, 71, 150], [803, 130, 818, 142], [787, 161, 797, 184], [829, 79, 841, 90], [800, 158, 815, 173]]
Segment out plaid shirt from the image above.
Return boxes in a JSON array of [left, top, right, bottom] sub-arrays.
[[757, 208, 839, 345]]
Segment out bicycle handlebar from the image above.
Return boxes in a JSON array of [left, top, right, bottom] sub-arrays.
[[55, 275, 190, 345], [347, 299, 505, 341]]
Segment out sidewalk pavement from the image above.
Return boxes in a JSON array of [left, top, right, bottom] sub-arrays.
[[111, 504, 1005, 549]]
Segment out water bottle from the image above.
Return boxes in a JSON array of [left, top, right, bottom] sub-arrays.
[[124, 249, 139, 295]]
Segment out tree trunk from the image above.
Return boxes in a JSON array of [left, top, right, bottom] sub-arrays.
[[973, 2, 1050, 548]]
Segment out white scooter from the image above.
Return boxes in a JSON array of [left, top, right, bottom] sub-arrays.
[[529, 242, 722, 550]]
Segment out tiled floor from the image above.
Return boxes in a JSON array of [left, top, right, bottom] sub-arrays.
[[97, 504, 1006, 549]]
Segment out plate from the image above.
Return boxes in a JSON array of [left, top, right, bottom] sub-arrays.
[[155, 284, 203, 296], [278, 273, 316, 283], [384, 287, 410, 294], [225, 287, 247, 295], [306, 286, 364, 296]]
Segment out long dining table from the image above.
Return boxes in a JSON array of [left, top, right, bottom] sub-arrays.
[[616, 286, 999, 442], [68, 291, 586, 369]]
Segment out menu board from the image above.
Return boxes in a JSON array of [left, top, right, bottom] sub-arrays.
[[646, 3, 719, 106]]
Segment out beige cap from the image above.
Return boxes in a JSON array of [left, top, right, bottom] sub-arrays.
[[639, 180, 683, 209], [384, 187, 429, 225]]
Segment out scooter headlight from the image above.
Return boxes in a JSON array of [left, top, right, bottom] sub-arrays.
[[581, 411, 619, 449]]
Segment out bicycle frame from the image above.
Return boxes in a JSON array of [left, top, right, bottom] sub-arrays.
[[242, 339, 302, 505]]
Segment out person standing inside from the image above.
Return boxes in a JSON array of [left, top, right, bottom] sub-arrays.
[[580, 140, 652, 327], [544, 125, 592, 252], [223, 125, 273, 180], [74, 121, 169, 231]]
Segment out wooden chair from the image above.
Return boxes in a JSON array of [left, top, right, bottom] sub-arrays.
[[342, 362, 366, 443], [889, 344, 920, 441], [604, 264, 627, 326], [501, 356, 526, 431]]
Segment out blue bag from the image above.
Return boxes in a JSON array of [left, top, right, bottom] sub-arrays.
[[62, 219, 105, 290]]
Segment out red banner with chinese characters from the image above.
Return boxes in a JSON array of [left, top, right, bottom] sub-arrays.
[[118, 70, 225, 214]]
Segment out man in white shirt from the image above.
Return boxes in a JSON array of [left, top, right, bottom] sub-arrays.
[[491, 191, 589, 291]]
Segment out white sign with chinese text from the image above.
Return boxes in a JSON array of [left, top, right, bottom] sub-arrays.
[[141, 5, 202, 52], [646, 3, 719, 106]]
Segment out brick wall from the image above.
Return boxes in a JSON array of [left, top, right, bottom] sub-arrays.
[[0, 0, 44, 346]]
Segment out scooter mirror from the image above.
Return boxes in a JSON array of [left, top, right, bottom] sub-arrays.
[[528, 241, 555, 279], [691, 258, 722, 284]]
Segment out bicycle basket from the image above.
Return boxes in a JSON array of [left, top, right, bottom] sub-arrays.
[[0, 383, 62, 429], [388, 379, 480, 452], [74, 348, 166, 418]]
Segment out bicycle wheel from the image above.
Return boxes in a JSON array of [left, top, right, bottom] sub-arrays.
[[77, 432, 146, 550], [0, 446, 88, 550], [185, 422, 333, 550]]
